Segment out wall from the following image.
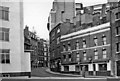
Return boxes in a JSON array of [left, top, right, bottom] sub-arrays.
[[0, 0, 27, 74]]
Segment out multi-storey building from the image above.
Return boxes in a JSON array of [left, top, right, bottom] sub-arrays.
[[24, 26, 50, 68], [37, 39, 44, 67], [60, 3, 112, 76], [0, 0, 31, 77], [24, 26, 31, 51], [48, 0, 76, 31], [48, 0, 83, 72], [61, 22, 111, 76], [29, 31, 38, 68], [108, 0, 120, 76], [38, 39, 49, 67], [48, 0, 120, 77]]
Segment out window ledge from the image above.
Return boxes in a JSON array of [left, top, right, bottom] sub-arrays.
[[116, 52, 120, 54], [116, 34, 120, 37], [115, 18, 120, 21]]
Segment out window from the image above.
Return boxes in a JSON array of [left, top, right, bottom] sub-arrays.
[[57, 28, 60, 33], [94, 49, 98, 59], [63, 55, 66, 61], [0, 49, 10, 64], [51, 32, 55, 40], [94, 36, 98, 46], [57, 37, 60, 44], [63, 44, 66, 51], [102, 35, 107, 45], [99, 64, 107, 71], [116, 12, 120, 19], [44, 52, 47, 56], [83, 39, 86, 48], [76, 40, 79, 49], [44, 57, 47, 61], [44, 48, 47, 51], [116, 27, 120, 35], [116, 42, 120, 52], [76, 52, 80, 62], [76, 65, 80, 72], [0, 28, 9, 41], [83, 51, 87, 60], [68, 42, 71, 51], [0, 6, 9, 20], [102, 48, 107, 59], [68, 54, 71, 61]]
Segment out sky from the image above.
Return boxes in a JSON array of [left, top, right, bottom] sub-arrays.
[[24, 0, 107, 40]]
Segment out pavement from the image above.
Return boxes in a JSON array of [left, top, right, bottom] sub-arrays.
[[1, 67, 120, 81], [45, 68, 114, 78]]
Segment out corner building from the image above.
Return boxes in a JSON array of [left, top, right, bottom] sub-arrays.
[[0, 0, 31, 77]]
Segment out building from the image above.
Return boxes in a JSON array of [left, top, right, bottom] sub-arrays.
[[47, 0, 83, 31], [48, 0, 83, 72], [38, 39, 49, 67], [24, 26, 50, 68], [24, 26, 31, 51], [48, 0, 120, 77], [37, 39, 44, 67], [60, 3, 113, 76], [29, 31, 38, 68], [108, 0, 120, 76], [0, 0, 31, 77]]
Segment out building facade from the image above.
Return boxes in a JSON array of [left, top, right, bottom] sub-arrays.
[[24, 26, 50, 68], [61, 22, 111, 76], [0, 0, 31, 77], [48, 0, 83, 72], [108, 0, 120, 76], [29, 31, 38, 68], [37, 39, 49, 67], [48, 0, 120, 77]]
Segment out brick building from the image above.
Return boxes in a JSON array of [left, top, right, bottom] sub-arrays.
[[60, 3, 115, 76], [108, 0, 120, 76], [48, 0, 83, 72], [37, 39, 49, 67], [24, 26, 49, 68], [29, 30, 38, 68], [61, 22, 111, 76], [24, 26, 31, 51], [48, 0, 120, 77]]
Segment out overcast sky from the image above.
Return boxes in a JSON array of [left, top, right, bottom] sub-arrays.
[[24, 0, 107, 40]]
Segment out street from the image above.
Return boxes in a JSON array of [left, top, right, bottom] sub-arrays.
[[2, 67, 120, 81]]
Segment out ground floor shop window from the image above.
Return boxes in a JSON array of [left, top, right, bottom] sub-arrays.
[[99, 64, 107, 71], [76, 65, 80, 72], [64, 66, 69, 72]]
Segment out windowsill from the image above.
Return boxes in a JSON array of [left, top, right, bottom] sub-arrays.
[[116, 52, 120, 54], [0, 18, 9, 21], [115, 18, 120, 21], [1, 63, 10, 64], [0, 40, 9, 42], [116, 34, 120, 37]]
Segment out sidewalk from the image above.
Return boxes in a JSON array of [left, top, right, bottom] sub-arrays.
[[45, 68, 116, 79], [45, 68, 81, 77]]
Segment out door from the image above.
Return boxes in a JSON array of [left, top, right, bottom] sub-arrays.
[[117, 61, 120, 76], [93, 64, 96, 75]]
